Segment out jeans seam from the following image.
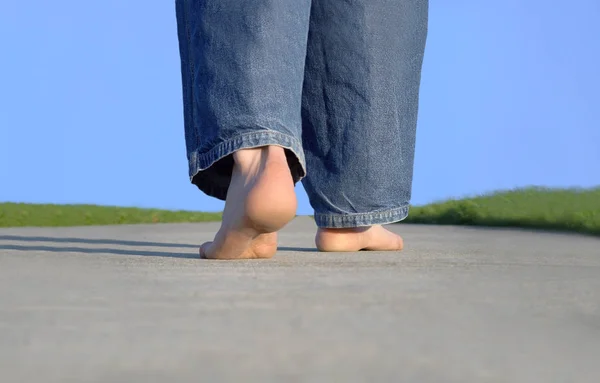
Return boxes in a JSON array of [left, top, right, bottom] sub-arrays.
[[188, 130, 306, 178], [181, 0, 200, 150], [313, 205, 410, 228]]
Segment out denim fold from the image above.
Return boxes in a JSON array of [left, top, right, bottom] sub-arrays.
[[175, 0, 428, 228]]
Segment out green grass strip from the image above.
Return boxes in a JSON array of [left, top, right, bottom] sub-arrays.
[[1, 187, 598, 236], [401, 186, 600, 236], [0, 203, 222, 228]]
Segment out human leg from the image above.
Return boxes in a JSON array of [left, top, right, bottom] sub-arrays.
[[175, 0, 311, 258], [301, 0, 429, 251]]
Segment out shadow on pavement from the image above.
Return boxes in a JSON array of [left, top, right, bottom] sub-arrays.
[[0, 235, 316, 258], [0, 243, 198, 259], [278, 247, 318, 252], [0, 235, 198, 248]]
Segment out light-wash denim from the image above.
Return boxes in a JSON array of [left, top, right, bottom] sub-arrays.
[[175, 0, 428, 228]]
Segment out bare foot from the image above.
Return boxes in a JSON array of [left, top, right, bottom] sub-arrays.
[[200, 232, 278, 260], [200, 146, 297, 260], [315, 225, 404, 252]]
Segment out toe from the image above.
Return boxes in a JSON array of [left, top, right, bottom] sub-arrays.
[[363, 226, 404, 251], [199, 242, 212, 259], [395, 234, 404, 251], [382, 230, 404, 251]]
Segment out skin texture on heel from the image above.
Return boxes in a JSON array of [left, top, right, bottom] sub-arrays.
[[199, 146, 297, 260], [315, 225, 404, 252]]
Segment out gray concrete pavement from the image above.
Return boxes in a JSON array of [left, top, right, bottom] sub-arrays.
[[0, 217, 599, 382]]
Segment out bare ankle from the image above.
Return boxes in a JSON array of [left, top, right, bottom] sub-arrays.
[[232, 147, 265, 170], [319, 227, 371, 234], [233, 146, 286, 173]]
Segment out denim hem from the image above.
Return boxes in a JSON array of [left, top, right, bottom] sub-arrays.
[[313, 205, 410, 228], [188, 130, 306, 201]]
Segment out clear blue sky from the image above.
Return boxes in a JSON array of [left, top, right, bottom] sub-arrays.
[[1, 1, 598, 215]]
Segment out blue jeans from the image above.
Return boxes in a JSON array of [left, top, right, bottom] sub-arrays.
[[175, 0, 428, 228]]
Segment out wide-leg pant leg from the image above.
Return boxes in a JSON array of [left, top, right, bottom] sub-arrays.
[[301, 0, 429, 228], [175, 0, 312, 200]]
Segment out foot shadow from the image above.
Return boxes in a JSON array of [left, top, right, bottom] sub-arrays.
[[0, 236, 317, 258], [0, 235, 198, 248], [0, 235, 198, 259], [278, 246, 318, 253]]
